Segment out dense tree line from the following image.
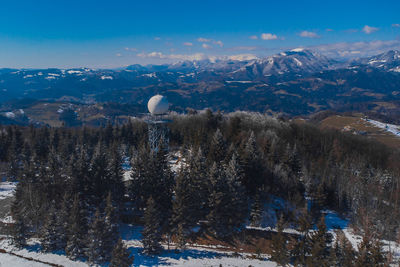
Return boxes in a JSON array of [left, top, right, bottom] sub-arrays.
[[0, 110, 399, 265]]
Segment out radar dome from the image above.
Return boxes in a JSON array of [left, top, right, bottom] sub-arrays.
[[147, 95, 169, 115]]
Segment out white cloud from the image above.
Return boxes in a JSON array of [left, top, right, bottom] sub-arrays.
[[299, 31, 319, 38], [202, 43, 212, 49], [116, 53, 122, 57], [261, 33, 278, 40], [214, 40, 224, 47], [362, 25, 379, 34], [154, 37, 161, 40], [392, 24, 400, 28], [124, 47, 137, 52], [137, 52, 207, 61], [249, 35, 258, 40], [136, 51, 257, 62], [229, 46, 258, 51], [183, 42, 193, 46], [227, 54, 257, 61], [197, 37, 212, 42], [311, 39, 400, 59]]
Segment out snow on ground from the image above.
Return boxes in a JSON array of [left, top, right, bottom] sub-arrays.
[[0, 238, 88, 267], [0, 182, 16, 200], [365, 118, 400, 137], [162, 255, 276, 267], [0, 253, 48, 267]]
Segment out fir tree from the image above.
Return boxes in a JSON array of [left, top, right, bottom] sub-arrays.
[[188, 148, 209, 221], [208, 129, 227, 163], [103, 192, 119, 261], [108, 144, 125, 207], [65, 194, 87, 260], [110, 238, 134, 267], [355, 231, 387, 267], [240, 131, 263, 193], [89, 142, 112, 204], [40, 205, 60, 252], [86, 208, 107, 264], [224, 153, 247, 230], [307, 216, 330, 267], [142, 197, 163, 255], [171, 167, 195, 248], [270, 215, 289, 266], [129, 144, 152, 210], [11, 213, 27, 248], [293, 208, 312, 266], [207, 160, 245, 238], [250, 193, 262, 227]]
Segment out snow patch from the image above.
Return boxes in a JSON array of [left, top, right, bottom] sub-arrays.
[[100, 75, 113, 80], [142, 73, 157, 78], [4, 112, 15, 119], [0, 182, 17, 200], [291, 48, 304, 52], [293, 57, 303, 66], [67, 70, 83, 75], [365, 118, 400, 137], [225, 80, 253, 84]]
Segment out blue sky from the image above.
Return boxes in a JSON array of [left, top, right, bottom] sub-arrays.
[[0, 0, 399, 68]]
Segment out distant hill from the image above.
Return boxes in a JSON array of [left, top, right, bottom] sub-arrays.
[[0, 49, 400, 125]]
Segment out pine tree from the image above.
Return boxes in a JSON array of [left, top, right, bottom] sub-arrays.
[[55, 195, 68, 250], [224, 153, 247, 231], [208, 129, 227, 163], [11, 213, 27, 248], [293, 208, 312, 265], [370, 239, 386, 266], [355, 231, 387, 267], [40, 205, 59, 252], [89, 142, 112, 204], [240, 131, 263, 193], [142, 197, 163, 255], [108, 144, 125, 208], [188, 148, 209, 221], [250, 193, 263, 227], [129, 144, 152, 210], [207, 160, 245, 238], [65, 194, 87, 260], [307, 216, 330, 267], [110, 238, 134, 267], [171, 167, 195, 249], [86, 208, 107, 264], [103, 192, 119, 261], [270, 215, 289, 266], [341, 234, 356, 267]]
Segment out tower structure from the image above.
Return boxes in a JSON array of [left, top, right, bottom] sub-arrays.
[[146, 95, 169, 152]]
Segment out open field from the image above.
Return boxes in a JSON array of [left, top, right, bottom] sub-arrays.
[[319, 115, 400, 149]]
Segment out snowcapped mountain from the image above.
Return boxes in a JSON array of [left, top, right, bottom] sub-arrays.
[[351, 50, 400, 72], [124, 49, 335, 79], [229, 49, 336, 79]]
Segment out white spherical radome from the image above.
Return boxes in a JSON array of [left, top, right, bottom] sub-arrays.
[[147, 95, 169, 115]]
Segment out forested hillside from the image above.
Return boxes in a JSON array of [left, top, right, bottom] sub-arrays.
[[0, 110, 399, 265]]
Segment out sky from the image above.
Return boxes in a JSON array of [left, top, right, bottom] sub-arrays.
[[0, 0, 399, 68]]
